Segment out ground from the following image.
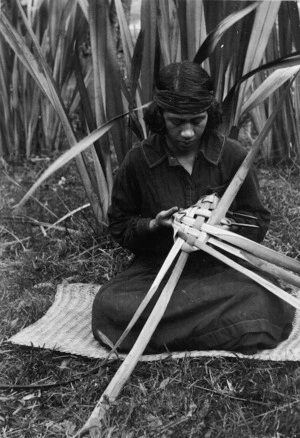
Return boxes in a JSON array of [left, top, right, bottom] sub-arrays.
[[1, 157, 300, 437]]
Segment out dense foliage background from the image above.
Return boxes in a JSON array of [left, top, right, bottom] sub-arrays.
[[0, 0, 300, 223]]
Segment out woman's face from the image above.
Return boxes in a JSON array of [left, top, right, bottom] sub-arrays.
[[163, 111, 208, 156]]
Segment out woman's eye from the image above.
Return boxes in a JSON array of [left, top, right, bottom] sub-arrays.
[[170, 121, 182, 126], [192, 119, 203, 125]]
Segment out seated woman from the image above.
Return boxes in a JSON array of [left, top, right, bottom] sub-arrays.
[[92, 61, 294, 355]]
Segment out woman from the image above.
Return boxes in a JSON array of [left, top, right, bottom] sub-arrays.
[[92, 61, 294, 354]]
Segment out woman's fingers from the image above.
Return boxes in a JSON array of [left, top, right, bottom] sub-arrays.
[[157, 206, 178, 226], [160, 206, 179, 219], [149, 206, 179, 231]]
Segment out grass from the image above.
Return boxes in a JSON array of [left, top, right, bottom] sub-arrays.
[[1, 156, 300, 437]]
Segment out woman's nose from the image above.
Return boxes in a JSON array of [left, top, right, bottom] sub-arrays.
[[181, 125, 194, 139]]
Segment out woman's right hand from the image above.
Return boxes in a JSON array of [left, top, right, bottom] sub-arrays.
[[149, 206, 179, 231]]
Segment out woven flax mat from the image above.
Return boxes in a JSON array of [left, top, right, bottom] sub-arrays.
[[8, 283, 300, 361]]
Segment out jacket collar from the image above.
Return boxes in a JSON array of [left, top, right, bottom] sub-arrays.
[[141, 131, 226, 168]]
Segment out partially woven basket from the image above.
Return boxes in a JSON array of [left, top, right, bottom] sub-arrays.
[[172, 193, 231, 253]]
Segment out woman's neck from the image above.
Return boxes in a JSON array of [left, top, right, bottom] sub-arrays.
[[165, 138, 199, 174], [176, 153, 196, 175]]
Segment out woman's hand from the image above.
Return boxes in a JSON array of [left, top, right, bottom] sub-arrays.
[[149, 206, 179, 231]]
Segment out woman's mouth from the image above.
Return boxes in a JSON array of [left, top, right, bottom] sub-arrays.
[[180, 140, 194, 146]]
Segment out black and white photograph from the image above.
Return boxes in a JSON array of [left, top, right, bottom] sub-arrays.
[[1, 0, 300, 436]]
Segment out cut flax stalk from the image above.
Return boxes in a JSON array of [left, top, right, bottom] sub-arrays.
[[73, 68, 296, 438], [202, 223, 300, 274], [208, 236, 300, 290], [195, 241, 300, 312]]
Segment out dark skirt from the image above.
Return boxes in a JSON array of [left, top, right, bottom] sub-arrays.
[[92, 251, 294, 354]]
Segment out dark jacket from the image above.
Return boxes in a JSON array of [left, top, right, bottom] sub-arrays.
[[108, 131, 270, 255]]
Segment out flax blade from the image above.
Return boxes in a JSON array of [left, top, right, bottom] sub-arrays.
[[15, 120, 114, 210], [211, 80, 294, 225], [157, 0, 181, 65], [0, 11, 53, 104], [242, 66, 300, 115], [193, 2, 259, 65], [88, 0, 113, 200], [140, 0, 158, 103], [5, 0, 104, 222], [73, 43, 110, 218], [114, 0, 134, 70], [234, 1, 282, 124], [185, 0, 207, 63], [106, 21, 129, 163], [221, 52, 300, 135]]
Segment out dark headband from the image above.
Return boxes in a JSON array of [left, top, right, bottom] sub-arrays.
[[154, 89, 214, 114]]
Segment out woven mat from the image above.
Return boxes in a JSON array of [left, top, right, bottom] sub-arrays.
[[8, 283, 300, 362]]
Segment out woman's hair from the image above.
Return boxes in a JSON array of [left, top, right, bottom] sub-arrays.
[[144, 61, 222, 135]]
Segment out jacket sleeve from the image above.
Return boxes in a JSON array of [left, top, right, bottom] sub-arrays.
[[107, 151, 154, 253]]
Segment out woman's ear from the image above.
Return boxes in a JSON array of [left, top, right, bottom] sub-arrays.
[[144, 102, 166, 134]]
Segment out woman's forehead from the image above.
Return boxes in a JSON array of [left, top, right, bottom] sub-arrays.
[[163, 111, 208, 121]]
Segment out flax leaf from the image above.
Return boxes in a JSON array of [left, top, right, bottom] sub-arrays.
[[157, 0, 181, 65], [193, 2, 259, 64], [213, 80, 295, 225], [140, 0, 158, 103], [234, 1, 282, 123], [15, 120, 114, 210], [242, 66, 300, 115]]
